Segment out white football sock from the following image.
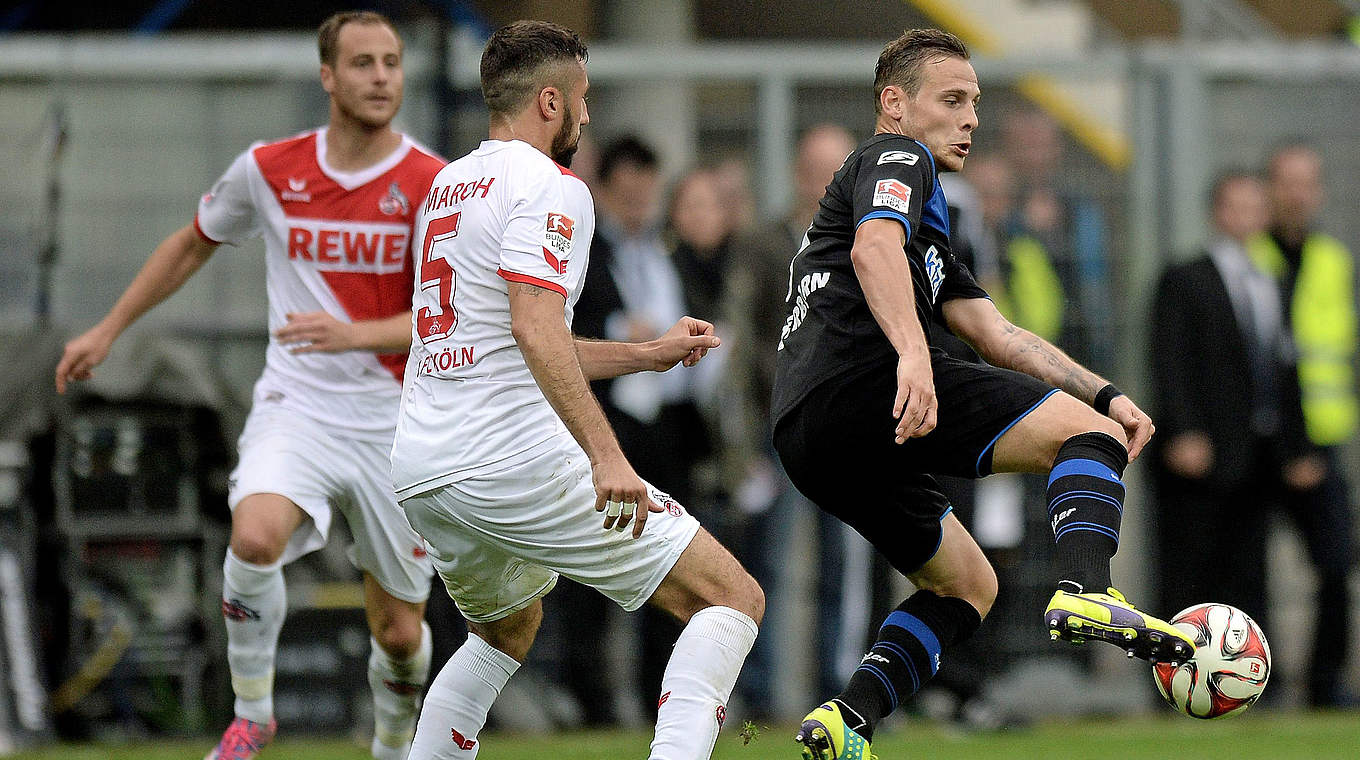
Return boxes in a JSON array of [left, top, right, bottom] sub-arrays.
[[370, 621, 433, 760], [408, 633, 519, 760], [649, 606, 759, 760], [222, 549, 287, 725]]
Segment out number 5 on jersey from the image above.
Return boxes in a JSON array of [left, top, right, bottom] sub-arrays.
[[415, 212, 461, 344]]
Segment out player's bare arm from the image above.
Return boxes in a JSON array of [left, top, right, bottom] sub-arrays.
[[507, 281, 662, 537], [274, 309, 413, 354], [851, 217, 937, 443], [942, 296, 1155, 460], [573, 316, 722, 381], [55, 223, 218, 393]]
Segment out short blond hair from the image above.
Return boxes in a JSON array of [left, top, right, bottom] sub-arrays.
[[318, 10, 402, 66]]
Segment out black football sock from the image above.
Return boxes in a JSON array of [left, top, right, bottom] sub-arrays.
[[1047, 431, 1127, 594], [834, 590, 982, 741]]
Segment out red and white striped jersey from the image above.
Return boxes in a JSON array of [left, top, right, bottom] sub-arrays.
[[391, 139, 595, 497], [195, 127, 445, 441]]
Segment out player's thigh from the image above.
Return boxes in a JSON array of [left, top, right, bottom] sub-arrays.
[[230, 493, 308, 563], [648, 528, 764, 625], [228, 405, 337, 564], [905, 512, 996, 617], [335, 438, 433, 606], [776, 402, 956, 576], [411, 443, 704, 617], [990, 391, 1125, 474]]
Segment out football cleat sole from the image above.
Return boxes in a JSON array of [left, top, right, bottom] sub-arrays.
[[1047, 611, 1194, 664]]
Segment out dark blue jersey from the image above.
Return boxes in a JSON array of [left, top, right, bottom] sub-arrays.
[[771, 134, 988, 423]]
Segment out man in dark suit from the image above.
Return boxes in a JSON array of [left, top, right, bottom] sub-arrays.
[[1148, 171, 1318, 636]]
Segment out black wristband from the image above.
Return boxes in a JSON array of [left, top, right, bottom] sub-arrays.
[[1094, 384, 1124, 416]]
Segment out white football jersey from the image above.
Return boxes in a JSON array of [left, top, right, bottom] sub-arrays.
[[195, 127, 445, 441], [391, 139, 595, 497]]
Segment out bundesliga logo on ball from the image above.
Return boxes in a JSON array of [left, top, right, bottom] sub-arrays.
[[1152, 603, 1271, 719]]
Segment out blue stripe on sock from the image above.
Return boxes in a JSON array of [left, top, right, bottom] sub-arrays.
[[1048, 457, 1125, 489], [877, 641, 922, 691], [1048, 491, 1124, 513], [858, 664, 899, 710], [881, 611, 941, 675], [976, 389, 1061, 476], [1054, 522, 1120, 542], [899, 651, 921, 693]]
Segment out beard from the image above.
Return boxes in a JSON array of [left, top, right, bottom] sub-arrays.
[[335, 89, 398, 131], [549, 103, 580, 166]]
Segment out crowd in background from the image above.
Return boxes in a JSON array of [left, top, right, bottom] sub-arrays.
[[452, 113, 1358, 727]]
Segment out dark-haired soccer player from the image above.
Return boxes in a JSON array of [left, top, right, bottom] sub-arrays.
[[392, 20, 762, 760], [771, 28, 1193, 760]]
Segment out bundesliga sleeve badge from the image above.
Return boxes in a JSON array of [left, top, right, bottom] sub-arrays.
[[542, 212, 575, 275], [873, 179, 911, 213]]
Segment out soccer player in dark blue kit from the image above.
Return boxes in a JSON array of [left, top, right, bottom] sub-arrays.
[[771, 29, 1195, 760]]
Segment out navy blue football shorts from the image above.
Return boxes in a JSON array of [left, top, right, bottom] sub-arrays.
[[773, 350, 1057, 574]]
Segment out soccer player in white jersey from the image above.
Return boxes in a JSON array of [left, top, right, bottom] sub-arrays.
[[391, 21, 764, 760], [55, 12, 444, 760]]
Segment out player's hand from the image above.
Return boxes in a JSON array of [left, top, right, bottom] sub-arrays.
[[591, 454, 662, 539], [1108, 395, 1154, 462], [55, 325, 116, 394], [649, 316, 721, 371], [1164, 431, 1212, 479], [892, 346, 936, 443], [1283, 454, 1326, 492], [274, 311, 357, 354]]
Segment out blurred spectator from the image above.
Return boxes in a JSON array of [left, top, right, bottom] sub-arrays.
[[1254, 144, 1358, 707], [999, 109, 1113, 373], [958, 153, 1015, 299], [570, 135, 712, 719], [1148, 173, 1314, 679], [710, 155, 758, 233], [669, 167, 737, 425], [719, 124, 873, 716]]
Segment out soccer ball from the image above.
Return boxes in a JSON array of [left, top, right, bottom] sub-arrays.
[[1152, 603, 1271, 719]]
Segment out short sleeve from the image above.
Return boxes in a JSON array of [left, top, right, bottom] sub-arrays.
[[497, 172, 580, 298], [850, 141, 933, 242], [939, 257, 989, 303], [194, 149, 261, 246]]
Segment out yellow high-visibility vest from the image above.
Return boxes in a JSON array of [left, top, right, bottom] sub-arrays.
[[990, 235, 1064, 342], [1248, 232, 1358, 446]]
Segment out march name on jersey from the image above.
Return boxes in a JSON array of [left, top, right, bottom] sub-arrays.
[[391, 140, 596, 499], [770, 134, 988, 423], [195, 127, 445, 441]]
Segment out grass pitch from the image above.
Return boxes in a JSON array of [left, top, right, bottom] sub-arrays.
[[11, 711, 1360, 759]]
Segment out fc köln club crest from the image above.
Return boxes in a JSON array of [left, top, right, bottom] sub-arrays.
[[380, 182, 410, 215]]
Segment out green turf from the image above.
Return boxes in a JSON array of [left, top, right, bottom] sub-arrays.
[[10, 711, 1360, 759]]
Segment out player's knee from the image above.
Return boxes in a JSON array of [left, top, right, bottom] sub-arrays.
[[370, 613, 424, 659], [970, 567, 999, 619], [1085, 415, 1128, 448], [731, 572, 766, 626], [467, 602, 542, 662], [675, 570, 765, 626], [228, 527, 287, 566], [919, 563, 997, 619]]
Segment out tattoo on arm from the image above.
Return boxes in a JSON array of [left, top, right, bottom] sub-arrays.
[[992, 313, 1103, 405]]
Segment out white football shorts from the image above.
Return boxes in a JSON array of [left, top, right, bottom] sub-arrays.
[[400, 437, 701, 623], [228, 401, 432, 603]]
